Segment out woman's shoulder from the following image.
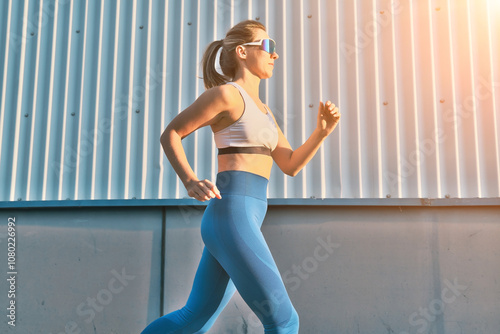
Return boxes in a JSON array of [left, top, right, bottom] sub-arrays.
[[217, 82, 241, 98], [203, 83, 242, 108]]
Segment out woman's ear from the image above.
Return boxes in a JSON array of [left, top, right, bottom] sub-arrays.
[[235, 45, 247, 59]]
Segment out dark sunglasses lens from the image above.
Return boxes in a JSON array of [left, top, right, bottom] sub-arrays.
[[262, 39, 275, 54]]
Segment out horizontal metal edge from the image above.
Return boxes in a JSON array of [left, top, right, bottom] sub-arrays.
[[0, 198, 499, 209]]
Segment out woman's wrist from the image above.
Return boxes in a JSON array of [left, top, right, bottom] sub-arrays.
[[181, 175, 199, 189], [313, 127, 329, 141]]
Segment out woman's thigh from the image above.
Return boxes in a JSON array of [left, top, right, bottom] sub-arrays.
[[202, 195, 297, 329]]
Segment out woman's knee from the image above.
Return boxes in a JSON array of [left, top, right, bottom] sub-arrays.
[[277, 306, 299, 333], [261, 304, 299, 334]]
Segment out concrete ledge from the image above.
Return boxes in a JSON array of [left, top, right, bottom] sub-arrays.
[[1, 197, 499, 209]]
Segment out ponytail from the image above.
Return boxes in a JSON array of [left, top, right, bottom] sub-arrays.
[[201, 40, 227, 89], [201, 20, 266, 90]]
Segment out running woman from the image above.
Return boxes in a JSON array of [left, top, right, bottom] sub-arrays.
[[142, 19, 340, 334]]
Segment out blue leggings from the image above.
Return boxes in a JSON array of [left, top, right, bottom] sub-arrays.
[[141, 171, 299, 333]]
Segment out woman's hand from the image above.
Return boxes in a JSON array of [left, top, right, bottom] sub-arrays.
[[317, 101, 341, 137], [185, 179, 222, 202], [270, 100, 341, 177]]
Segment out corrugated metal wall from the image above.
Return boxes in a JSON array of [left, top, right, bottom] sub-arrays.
[[0, 0, 499, 201]]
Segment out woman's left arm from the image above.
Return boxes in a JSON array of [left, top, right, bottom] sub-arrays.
[[271, 101, 340, 177]]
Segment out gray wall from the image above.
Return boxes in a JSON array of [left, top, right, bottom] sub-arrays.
[[1, 204, 499, 333]]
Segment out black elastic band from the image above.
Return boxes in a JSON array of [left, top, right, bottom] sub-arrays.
[[218, 146, 272, 156]]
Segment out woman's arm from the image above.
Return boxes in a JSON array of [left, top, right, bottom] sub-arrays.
[[160, 85, 238, 201], [271, 101, 340, 177]]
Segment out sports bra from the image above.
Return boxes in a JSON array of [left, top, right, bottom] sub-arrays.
[[213, 82, 279, 156]]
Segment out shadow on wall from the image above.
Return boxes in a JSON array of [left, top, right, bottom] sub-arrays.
[[0, 207, 164, 334]]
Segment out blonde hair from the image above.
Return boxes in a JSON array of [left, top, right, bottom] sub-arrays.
[[201, 20, 266, 89]]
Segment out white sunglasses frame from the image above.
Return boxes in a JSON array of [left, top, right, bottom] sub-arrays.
[[240, 38, 276, 54]]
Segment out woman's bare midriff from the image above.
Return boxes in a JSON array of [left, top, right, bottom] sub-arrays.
[[218, 153, 273, 180]]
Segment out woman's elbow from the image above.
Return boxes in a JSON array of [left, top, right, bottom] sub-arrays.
[[160, 126, 177, 148], [281, 165, 299, 177], [159, 129, 169, 147]]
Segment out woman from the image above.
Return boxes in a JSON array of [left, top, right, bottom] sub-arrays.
[[142, 20, 340, 334]]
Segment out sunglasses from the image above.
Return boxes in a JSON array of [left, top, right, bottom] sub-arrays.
[[241, 38, 276, 54]]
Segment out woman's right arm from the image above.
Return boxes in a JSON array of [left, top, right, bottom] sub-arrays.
[[160, 85, 237, 201]]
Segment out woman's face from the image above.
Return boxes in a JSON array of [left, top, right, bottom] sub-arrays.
[[242, 28, 279, 79]]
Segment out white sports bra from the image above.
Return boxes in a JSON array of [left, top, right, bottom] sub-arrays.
[[214, 82, 279, 156]]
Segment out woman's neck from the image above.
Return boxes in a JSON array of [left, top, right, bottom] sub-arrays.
[[232, 73, 261, 100]]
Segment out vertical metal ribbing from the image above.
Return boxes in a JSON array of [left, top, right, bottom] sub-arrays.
[[10, 1, 29, 201], [390, 0, 402, 198], [299, 0, 306, 197], [353, 0, 363, 197], [0, 1, 12, 196], [124, 0, 138, 199], [26, 0, 45, 201], [317, 0, 325, 198], [281, 0, 288, 198], [74, 0, 90, 200], [142, 0, 153, 199], [465, 0, 481, 197], [336, 0, 342, 198], [192, 0, 201, 179], [408, 1, 422, 197], [427, 0, 442, 198], [159, 0, 169, 200], [108, 0, 121, 199], [175, 0, 185, 198], [5, 0, 499, 202], [210, 0, 217, 183], [263, 0, 269, 170], [91, 0, 105, 200], [372, 0, 383, 198], [263, 0, 269, 110], [230, 0, 234, 26], [486, 0, 500, 195], [42, 0, 59, 200], [59, 0, 75, 199], [446, 0, 461, 198]]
